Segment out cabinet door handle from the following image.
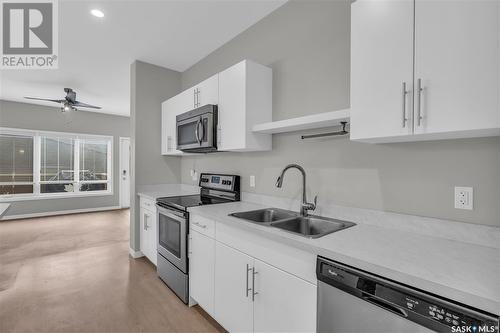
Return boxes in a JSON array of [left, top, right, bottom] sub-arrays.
[[402, 82, 409, 128], [246, 264, 252, 297], [252, 267, 258, 301], [144, 214, 149, 230], [196, 88, 200, 107], [416, 78, 423, 126], [194, 88, 197, 108]]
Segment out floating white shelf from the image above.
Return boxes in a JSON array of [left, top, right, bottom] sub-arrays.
[[252, 109, 350, 134]]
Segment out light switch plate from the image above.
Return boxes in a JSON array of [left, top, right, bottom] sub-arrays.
[[249, 175, 256, 188], [454, 187, 473, 210]]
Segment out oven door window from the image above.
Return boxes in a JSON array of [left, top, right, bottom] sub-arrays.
[[178, 120, 199, 146], [158, 213, 181, 258]]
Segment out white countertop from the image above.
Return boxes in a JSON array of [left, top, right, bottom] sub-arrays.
[[188, 201, 500, 316], [136, 184, 199, 200], [0, 203, 10, 218]]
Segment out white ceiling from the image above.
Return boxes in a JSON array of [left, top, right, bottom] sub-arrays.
[[0, 0, 286, 116]]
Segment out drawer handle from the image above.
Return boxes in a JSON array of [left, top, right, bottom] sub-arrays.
[[193, 222, 207, 229]]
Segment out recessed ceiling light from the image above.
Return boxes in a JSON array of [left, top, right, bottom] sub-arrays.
[[91, 9, 104, 18]]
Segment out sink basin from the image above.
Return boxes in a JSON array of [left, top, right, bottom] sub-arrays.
[[270, 216, 355, 238], [229, 208, 298, 224], [229, 208, 356, 238]]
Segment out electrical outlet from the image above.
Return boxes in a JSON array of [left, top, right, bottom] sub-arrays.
[[454, 187, 473, 210], [249, 175, 256, 188]]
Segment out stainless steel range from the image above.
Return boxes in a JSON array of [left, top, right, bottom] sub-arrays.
[[155, 173, 240, 303]]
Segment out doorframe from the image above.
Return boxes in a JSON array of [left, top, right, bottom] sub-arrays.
[[119, 137, 131, 208]]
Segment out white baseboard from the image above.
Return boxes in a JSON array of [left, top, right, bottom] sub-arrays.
[[0, 206, 122, 221], [129, 247, 144, 258]]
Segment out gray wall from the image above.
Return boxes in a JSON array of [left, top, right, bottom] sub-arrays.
[[130, 61, 182, 251], [180, 0, 500, 226], [0, 100, 130, 217]]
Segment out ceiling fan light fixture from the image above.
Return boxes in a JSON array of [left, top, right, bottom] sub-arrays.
[[91, 9, 104, 18], [61, 102, 71, 112]]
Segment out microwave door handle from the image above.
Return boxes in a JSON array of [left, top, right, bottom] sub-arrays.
[[194, 119, 201, 144], [196, 118, 203, 144], [199, 117, 205, 144]]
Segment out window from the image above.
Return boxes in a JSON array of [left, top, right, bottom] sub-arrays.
[[0, 133, 34, 195], [0, 128, 112, 200], [40, 136, 75, 194], [79, 140, 109, 192]]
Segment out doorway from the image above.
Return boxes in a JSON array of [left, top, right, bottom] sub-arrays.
[[119, 137, 130, 208]]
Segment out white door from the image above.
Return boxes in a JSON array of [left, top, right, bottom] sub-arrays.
[[214, 242, 254, 333], [139, 207, 150, 259], [119, 137, 130, 208], [196, 74, 219, 107], [140, 207, 156, 264], [253, 259, 316, 333], [189, 230, 215, 316], [414, 0, 500, 135], [162, 90, 193, 156], [350, 0, 414, 141], [147, 209, 157, 266]]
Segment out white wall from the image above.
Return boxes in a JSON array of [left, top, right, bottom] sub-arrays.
[[129, 61, 182, 251], [179, 0, 500, 226]]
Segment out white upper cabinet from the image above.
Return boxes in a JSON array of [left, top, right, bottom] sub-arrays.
[[350, 0, 414, 142], [195, 74, 219, 107], [161, 60, 272, 155], [413, 0, 500, 136], [350, 0, 500, 143], [218, 60, 272, 151], [161, 90, 190, 155]]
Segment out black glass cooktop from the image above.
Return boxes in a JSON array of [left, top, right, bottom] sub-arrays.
[[156, 194, 232, 211]]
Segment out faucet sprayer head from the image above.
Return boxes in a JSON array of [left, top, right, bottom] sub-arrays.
[[275, 175, 283, 188]]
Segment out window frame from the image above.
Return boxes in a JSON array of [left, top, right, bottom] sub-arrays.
[[0, 127, 113, 202]]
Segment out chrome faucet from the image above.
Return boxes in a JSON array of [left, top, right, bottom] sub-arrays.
[[276, 164, 317, 216]]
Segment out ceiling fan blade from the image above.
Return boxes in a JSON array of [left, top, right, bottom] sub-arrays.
[[73, 101, 101, 109], [24, 97, 64, 103]]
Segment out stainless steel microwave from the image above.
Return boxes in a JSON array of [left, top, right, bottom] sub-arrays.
[[176, 104, 217, 152]]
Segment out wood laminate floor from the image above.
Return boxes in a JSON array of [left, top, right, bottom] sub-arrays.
[[0, 209, 224, 333]]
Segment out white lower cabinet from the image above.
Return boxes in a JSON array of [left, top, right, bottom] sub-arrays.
[[212, 241, 316, 333], [214, 242, 254, 333], [139, 206, 157, 265], [253, 259, 316, 333], [189, 230, 215, 316]]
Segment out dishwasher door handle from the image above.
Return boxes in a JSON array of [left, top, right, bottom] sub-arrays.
[[362, 295, 408, 318]]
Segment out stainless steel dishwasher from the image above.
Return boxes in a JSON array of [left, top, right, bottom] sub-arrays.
[[317, 257, 499, 333]]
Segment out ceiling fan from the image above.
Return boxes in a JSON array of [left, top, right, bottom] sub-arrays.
[[25, 88, 101, 112]]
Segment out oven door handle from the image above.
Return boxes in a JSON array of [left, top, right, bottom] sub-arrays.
[[156, 205, 187, 221]]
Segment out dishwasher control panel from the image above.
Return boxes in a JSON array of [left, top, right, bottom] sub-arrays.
[[317, 257, 499, 333], [379, 284, 498, 331]]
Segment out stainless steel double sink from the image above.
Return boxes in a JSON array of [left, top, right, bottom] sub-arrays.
[[229, 208, 355, 239]]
